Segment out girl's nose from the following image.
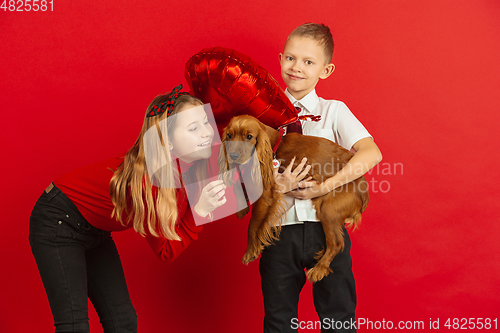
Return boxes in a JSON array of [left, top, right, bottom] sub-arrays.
[[201, 124, 213, 138]]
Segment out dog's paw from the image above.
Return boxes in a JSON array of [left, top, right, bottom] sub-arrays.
[[306, 265, 333, 283], [314, 248, 326, 260], [236, 207, 250, 219]]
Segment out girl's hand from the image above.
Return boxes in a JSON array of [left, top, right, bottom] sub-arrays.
[[193, 180, 227, 217], [274, 157, 312, 194]]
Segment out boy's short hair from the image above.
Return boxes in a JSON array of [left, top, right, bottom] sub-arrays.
[[287, 23, 334, 64]]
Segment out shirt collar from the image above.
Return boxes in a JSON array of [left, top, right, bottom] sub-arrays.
[[171, 153, 195, 174], [284, 88, 320, 114]]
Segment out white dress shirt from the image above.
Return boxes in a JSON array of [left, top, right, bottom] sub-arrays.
[[283, 88, 372, 225]]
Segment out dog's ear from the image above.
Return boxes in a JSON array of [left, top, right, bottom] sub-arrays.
[[258, 121, 280, 148], [218, 126, 234, 186], [255, 126, 275, 189]]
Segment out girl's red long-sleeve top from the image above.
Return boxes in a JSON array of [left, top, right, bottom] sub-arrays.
[[53, 150, 219, 262]]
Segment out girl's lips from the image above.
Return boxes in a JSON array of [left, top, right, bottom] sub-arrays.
[[198, 141, 211, 147]]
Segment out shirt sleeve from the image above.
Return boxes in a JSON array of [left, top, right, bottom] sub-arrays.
[[335, 102, 372, 150], [145, 207, 203, 262], [142, 186, 204, 262]]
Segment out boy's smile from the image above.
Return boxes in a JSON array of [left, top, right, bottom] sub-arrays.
[[286, 73, 305, 81], [279, 36, 335, 100]]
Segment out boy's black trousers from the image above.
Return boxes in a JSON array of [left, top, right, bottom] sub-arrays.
[[259, 222, 356, 333]]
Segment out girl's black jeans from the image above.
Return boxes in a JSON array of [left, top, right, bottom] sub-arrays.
[[29, 184, 138, 333]]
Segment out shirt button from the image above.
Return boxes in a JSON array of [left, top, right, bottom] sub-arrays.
[[58, 221, 62, 224]]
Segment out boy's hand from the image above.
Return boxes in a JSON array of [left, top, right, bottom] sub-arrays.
[[274, 157, 311, 194], [288, 180, 328, 200]]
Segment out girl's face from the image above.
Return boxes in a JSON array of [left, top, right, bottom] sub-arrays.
[[169, 103, 214, 163]]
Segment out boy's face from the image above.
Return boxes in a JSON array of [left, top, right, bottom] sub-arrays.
[[279, 36, 334, 100]]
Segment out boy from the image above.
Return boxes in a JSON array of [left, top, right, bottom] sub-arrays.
[[260, 23, 382, 332]]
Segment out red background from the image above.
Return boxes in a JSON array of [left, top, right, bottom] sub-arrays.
[[1, 1, 499, 332]]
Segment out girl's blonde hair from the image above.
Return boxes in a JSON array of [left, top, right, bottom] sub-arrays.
[[110, 93, 206, 240]]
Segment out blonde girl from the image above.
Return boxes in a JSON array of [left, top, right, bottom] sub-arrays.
[[29, 85, 226, 333]]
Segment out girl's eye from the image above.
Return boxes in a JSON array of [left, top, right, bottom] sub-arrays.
[[246, 134, 253, 140], [189, 127, 197, 132]]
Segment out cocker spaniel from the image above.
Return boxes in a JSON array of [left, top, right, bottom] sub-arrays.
[[219, 115, 369, 282]]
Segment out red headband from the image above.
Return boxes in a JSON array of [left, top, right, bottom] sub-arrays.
[[147, 84, 189, 117]]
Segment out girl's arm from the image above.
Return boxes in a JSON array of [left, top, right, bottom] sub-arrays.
[[145, 209, 203, 262]]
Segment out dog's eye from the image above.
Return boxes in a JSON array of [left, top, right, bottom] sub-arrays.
[[227, 133, 232, 139], [246, 134, 253, 140]]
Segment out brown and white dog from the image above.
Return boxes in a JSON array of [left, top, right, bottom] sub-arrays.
[[219, 115, 369, 282]]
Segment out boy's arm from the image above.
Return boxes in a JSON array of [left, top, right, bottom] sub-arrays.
[[288, 137, 382, 200]]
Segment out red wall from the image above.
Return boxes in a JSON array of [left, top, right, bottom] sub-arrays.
[[1, 1, 499, 332]]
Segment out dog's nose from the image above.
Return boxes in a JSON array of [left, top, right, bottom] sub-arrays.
[[230, 153, 239, 161]]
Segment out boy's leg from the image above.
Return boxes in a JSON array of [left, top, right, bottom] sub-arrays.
[[85, 230, 138, 333], [308, 224, 356, 333], [259, 224, 307, 333]]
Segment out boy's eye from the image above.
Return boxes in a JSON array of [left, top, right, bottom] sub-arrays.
[[286, 56, 294, 61], [306, 60, 313, 65]]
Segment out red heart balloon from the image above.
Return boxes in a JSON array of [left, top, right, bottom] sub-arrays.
[[184, 47, 298, 135]]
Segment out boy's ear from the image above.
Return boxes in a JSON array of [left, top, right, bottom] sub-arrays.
[[278, 53, 283, 63], [320, 63, 335, 79]]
